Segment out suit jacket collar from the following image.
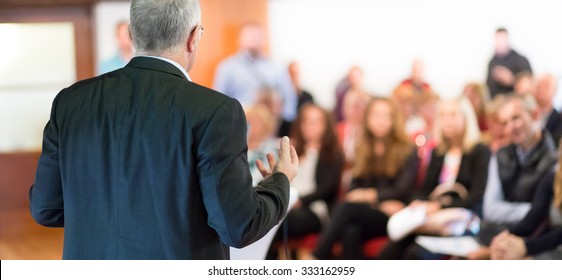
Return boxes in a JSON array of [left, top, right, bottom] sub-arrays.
[[125, 56, 189, 80]]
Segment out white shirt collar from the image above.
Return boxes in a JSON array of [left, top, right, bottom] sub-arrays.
[[136, 55, 191, 81]]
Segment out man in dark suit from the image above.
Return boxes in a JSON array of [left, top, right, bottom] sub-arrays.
[[486, 28, 533, 98], [29, 0, 298, 260]]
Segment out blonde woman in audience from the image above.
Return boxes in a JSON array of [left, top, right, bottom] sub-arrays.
[[379, 97, 491, 260], [312, 97, 419, 260], [245, 104, 279, 187], [490, 140, 562, 260], [269, 104, 344, 259], [481, 95, 511, 153]]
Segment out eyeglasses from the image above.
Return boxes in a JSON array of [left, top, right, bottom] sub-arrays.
[[191, 25, 204, 37]]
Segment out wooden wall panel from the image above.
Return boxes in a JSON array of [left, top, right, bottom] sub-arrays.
[[0, 6, 95, 80]]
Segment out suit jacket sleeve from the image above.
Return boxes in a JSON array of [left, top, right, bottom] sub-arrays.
[[29, 94, 65, 227], [196, 98, 289, 248]]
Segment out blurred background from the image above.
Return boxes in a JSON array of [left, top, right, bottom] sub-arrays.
[[0, 0, 561, 259]]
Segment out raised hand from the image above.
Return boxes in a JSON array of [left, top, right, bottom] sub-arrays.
[[256, 136, 299, 181]]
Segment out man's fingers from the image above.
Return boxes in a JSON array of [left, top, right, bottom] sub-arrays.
[[279, 136, 291, 162], [256, 159, 270, 177], [266, 153, 276, 170], [289, 145, 299, 166]]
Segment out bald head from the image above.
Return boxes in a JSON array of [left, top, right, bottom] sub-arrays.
[[534, 74, 558, 110]]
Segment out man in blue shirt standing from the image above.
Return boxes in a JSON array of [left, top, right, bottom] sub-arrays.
[[213, 22, 297, 132]]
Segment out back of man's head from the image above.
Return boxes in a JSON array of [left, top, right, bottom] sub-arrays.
[[130, 0, 201, 56]]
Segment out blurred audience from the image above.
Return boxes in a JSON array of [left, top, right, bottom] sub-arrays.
[[278, 61, 316, 137], [312, 97, 418, 260], [482, 95, 511, 153], [379, 97, 491, 260], [334, 66, 364, 122], [288, 61, 315, 109], [486, 28, 533, 98], [98, 21, 134, 74], [213, 22, 297, 131], [490, 140, 562, 260], [514, 71, 535, 96], [533, 74, 562, 146], [392, 59, 435, 124], [270, 104, 344, 259], [463, 82, 489, 132], [245, 104, 279, 187], [471, 94, 558, 259], [337, 90, 371, 194]]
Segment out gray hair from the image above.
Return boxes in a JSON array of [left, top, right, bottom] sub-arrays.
[[130, 0, 201, 55]]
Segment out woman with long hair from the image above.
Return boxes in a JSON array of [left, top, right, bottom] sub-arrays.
[[379, 96, 491, 260], [269, 104, 344, 259], [312, 97, 419, 259]]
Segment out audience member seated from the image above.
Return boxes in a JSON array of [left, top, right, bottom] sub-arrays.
[[533, 74, 562, 147], [245, 104, 279, 187], [311, 97, 419, 260], [337, 89, 371, 194], [469, 94, 558, 259], [463, 82, 489, 132], [277, 61, 316, 137], [379, 97, 491, 260], [481, 95, 511, 154], [288, 61, 315, 109], [213, 22, 297, 129], [334, 66, 364, 122], [269, 104, 344, 259], [490, 139, 562, 260], [392, 59, 435, 123], [514, 71, 534, 96]]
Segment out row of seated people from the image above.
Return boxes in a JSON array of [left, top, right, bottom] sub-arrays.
[[248, 90, 561, 260]]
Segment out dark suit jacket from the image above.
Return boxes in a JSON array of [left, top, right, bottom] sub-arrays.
[[418, 143, 491, 216], [300, 153, 344, 213], [545, 108, 562, 147], [29, 57, 290, 259]]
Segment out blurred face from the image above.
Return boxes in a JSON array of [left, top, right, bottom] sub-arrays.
[[412, 60, 424, 82], [534, 76, 556, 109], [239, 25, 264, 55], [289, 62, 300, 87], [514, 76, 534, 95], [497, 100, 535, 146], [367, 101, 393, 139], [494, 31, 510, 56], [348, 67, 363, 86], [464, 85, 482, 112], [246, 111, 268, 143], [343, 94, 367, 125], [439, 101, 465, 142], [300, 107, 326, 144]]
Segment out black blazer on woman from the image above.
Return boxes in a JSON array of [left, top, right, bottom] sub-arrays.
[[29, 57, 289, 260], [418, 143, 491, 215], [299, 153, 344, 212]]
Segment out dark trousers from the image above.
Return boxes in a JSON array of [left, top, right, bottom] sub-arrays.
[[267, 207, 322, 259], [312, 202, 389, 259]]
